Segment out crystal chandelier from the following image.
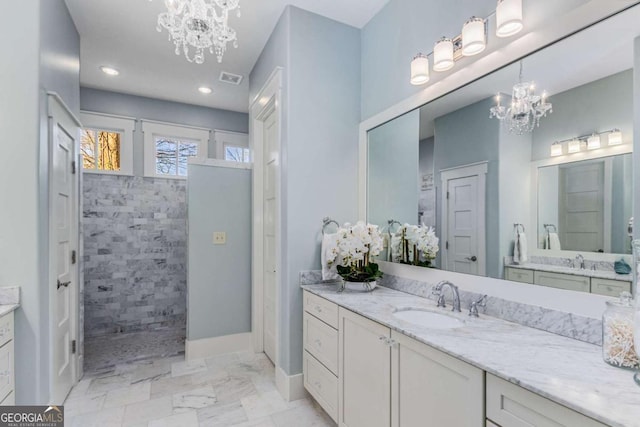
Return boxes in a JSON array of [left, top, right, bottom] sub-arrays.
[[155, 0, 241, 64], [489, 62, 552, 134]]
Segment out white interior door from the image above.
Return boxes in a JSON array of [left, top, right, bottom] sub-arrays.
[[50, 97, 79, 403], [446, 175, 480, 275], [558, 161, 604, 252], [262, 108, 278, 364]]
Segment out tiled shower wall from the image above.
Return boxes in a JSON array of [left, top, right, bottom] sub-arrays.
[[82, 174, 187, 338]]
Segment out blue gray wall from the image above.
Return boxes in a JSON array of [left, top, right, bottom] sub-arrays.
[[80, 88, 249, 176], [368, 110, 420, 228], [434, 97, 500, 278], [419, 137, 436, 228], [187, 165, 252, 341], [249, 6, 361, 375]]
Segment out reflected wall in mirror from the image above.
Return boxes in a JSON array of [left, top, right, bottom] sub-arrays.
[[366, 5, 638, 293]]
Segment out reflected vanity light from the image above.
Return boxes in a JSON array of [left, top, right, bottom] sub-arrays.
[[496, 0, 524, 38], [410, 53, 430, 85], [550, 142, 563, 157], [433, 37, 455, 72], [587, 134, 601, 150], [462, 17, 487, 56], [608, 129, 623, 146], [567, 139, 582, 153]]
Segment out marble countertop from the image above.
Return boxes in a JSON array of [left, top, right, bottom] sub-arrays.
[[302, 283, 640, 427], [0, 304, 19, 318], [506, 262, 632, 282]]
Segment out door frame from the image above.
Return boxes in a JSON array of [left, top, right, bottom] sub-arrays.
[[440, 161, 487, 276], [47, 93, 82, 402], [250, 67, 283, 365]]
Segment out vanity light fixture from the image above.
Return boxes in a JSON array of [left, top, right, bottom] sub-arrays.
[[433, 37, 455, 72], [496, 0, 524, 38], [567, 139, 582, 153], [100, 66, 120, 76], [410, 53, 430, 85], [550, 142, 563, 157], [198, 86, 213, 94], [587, 133, 601, 150], [608, 129, 623, 146], [462, 17, 487, 56]]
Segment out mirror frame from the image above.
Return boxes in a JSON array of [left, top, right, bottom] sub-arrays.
[[357, 3, 638, 313]]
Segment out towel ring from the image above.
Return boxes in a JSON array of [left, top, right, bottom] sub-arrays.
[[387, 219, 402, 234], [544, 224, 557, 233], [513, 223, 525, 233], [322, 217, 340, 235]]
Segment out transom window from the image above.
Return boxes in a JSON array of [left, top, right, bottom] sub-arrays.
[[155, 136, 199, 176], [224, 145, 251, 163], [79, 112, 135, 176]]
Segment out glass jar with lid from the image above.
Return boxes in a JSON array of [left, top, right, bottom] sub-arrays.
[[603, 292, 638, 369]]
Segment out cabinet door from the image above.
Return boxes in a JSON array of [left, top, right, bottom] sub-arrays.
[[533, 271, 590, 292], [391, 331, 484, 427], [339, 308, 391, 427], [505, 267, 534, 284], [590, 278, 631, 297]]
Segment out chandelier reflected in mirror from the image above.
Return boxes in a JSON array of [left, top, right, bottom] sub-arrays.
[[490, 62, 552, 134], [155, 0, 241, 64]]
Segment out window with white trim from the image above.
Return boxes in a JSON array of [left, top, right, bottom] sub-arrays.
[[214, 130, 250, 163], [142, 121, 209, 178], [224, 145, 251, 163], [79, 112, 135, 175]]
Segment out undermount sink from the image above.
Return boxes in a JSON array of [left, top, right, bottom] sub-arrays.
[[393, 308, 465, 329]]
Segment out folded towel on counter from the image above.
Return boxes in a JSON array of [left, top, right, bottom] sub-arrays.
[[513, 231, 528, 264], [548, 232, 561, 251], [321, 233, 340, 280], [615, 259, 632, 275]]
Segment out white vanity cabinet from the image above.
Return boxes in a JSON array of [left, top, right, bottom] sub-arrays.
[[391, 331, 484, 427], [591, 277, 631, 297], [338, 307, 391, 427], [0, 312, 15, 405], [533, 271, 590, 292], [486, 374, 606, 427], [504, 267, 534, 284]]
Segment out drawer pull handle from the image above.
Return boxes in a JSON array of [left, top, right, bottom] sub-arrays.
[[314, 339, 322, 348], [314, 306, 323, 313], [314, 380, 322, 390], [0, 370, 10, 377]]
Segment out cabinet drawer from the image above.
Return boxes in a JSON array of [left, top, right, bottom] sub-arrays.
[[0, 341, 14, 404], [0, 314, 14, 349], [0, 391, 13, 406], [487, 374, 606, 427], [304, 291, 338, 329], [303, 313, 338, 375], [591, 278, 631, 297], [303, 350, 338, 423], [533, 271, 590, 292], [505, 267, 534, 284]]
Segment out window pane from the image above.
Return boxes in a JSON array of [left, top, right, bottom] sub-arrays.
[[98, 131, 121, 171], [81, 129, 96, 169], [156, 139, 177, 175], [178, 142, 198, 176], [225, 146, 244, 162], [243, 148, 250, 162]]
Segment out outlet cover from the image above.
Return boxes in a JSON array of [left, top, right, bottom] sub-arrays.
[[213, 232, 227, 245]]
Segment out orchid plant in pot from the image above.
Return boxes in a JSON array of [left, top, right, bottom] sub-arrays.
[[327, 221, 384, 292], [392, 224, 439, 267]]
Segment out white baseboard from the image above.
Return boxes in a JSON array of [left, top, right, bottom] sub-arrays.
[[275, 366, 306, 402], [186, 332, 253, 360]]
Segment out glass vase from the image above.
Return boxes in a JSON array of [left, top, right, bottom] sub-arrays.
[[632, 239, 640, 385]]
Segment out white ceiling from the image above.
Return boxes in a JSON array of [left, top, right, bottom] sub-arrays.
[[64, 0, 389, 113], [418, 5, 640, 139]]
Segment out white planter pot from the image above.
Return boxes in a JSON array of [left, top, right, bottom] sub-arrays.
[[339, 280, 377, 293]]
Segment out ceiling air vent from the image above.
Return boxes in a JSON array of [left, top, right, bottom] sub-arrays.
[[219, 71, 244, 85]]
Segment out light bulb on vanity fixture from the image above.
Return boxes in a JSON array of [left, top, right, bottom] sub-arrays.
[[496, 0, 524, 38], [550, 142, 563, 157], [567, 138, 583, 153], [433, 37, 455, 72], [410, 53, 430, 85], [462, 17, 486, 56], [587, 133, 601, 150], [608, 129, 623, 145]]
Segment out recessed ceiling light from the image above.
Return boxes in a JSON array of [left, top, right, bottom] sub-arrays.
[[100, 66, 120, 76], [198, 86, 213, 94]]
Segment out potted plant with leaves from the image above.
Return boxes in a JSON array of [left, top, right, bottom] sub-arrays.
[[392, 224, 439, 267], [327, 221, 384, 292]]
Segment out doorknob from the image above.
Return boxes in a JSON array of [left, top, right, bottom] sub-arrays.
[[466, 256, 478, 262], [57, 280, 71, 289]]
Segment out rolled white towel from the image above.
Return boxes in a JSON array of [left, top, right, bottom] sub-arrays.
[[513, 231, 528, 264], [548, 232, 561, 251], [321, 233, 340, 280]]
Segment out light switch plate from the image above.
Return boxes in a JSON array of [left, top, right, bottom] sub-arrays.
[[213, 232, 227, 245]]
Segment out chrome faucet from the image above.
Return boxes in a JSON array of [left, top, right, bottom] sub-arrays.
[[469, 295, 487, 318], [433, 281, 461, 312], [574, 254, 585, 270]]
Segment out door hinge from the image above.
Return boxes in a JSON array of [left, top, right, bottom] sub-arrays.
[[446, 191, 449, 199], [446, 241, 449, 250], [71, 250, 77, 265], [71, 340, 76, 354], [71, 161, 76, 175]]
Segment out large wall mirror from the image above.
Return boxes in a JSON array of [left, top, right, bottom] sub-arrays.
[[367, 5, 637, 295]]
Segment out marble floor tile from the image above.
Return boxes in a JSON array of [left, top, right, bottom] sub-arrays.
[[148, 410, 199, 427], [122, 396, 173, 426], [211, 375, 258, 404], [103, 382, 151, 409], [66, 405, 125, 427], [173, 385, 217, 413], [197, 401, 248, 427], [130, 363, 171, 384], [64, 393, 107, 417], [240, 390, 291, 420], [86, 372, 132, 395], [205, 352, 241, 370], [271, 400, 335, 427], [172, 359, 208, 378], [232, 416, 278, 427], [150, 374, 202, 399]]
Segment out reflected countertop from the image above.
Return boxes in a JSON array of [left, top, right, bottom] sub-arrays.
[[302, 283, 640, 427], [506, 262, 632, 282]]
